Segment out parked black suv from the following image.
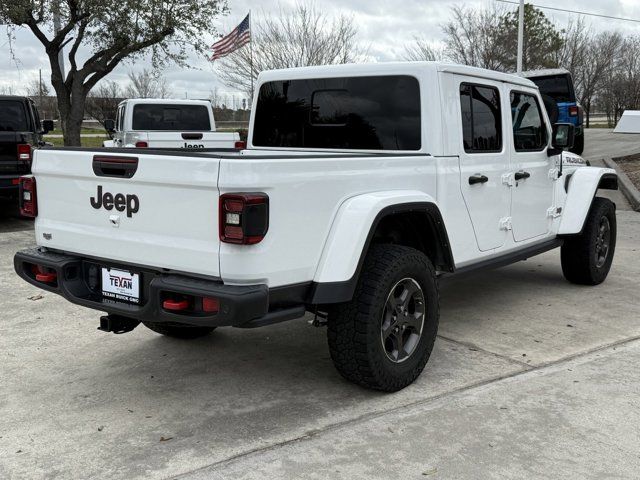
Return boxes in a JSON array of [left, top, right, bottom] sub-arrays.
[[0, 96, 53, 198]]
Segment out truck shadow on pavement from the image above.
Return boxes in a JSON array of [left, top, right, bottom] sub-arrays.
[[0, 198, 31, 233]]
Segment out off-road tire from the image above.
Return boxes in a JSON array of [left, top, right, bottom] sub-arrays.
[[142, 322, 216, 339], [327, 244, 439, 392], [561, 197, 616, 285]]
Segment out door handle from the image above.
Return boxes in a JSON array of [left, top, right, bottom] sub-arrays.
[[468, 174, 489, 185], [515, 171, 531, 181]]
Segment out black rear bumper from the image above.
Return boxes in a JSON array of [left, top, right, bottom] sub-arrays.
[[0, 175, 20, 191], [14, 247, 306, 328]]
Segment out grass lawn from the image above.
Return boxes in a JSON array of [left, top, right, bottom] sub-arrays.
[[44, 136, 107, 147], [48, 127, 106, 136]]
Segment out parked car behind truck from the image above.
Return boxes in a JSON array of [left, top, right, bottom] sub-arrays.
[[103, 99, 241, 150], [0, 96, 52, 198], [522, 68, 584, 155], [15, 62, 618, 391]]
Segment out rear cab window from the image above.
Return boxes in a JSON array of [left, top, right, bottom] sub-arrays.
[[132, 104, 211, 131], [0, 100, 28, 132], [529, 75, 575, 103], [252, 75, 421, 150]]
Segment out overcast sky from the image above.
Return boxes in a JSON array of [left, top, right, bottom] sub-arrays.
[[1, 0, 639, 103]]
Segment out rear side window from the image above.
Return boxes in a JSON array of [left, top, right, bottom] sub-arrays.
[[530, 75, 574, 103], [132, 104, 211, 131], [459, 84, 502, 153], [117, 105, 125, 131], [0, 100, 28, 132], [510, 92, 548, 151], [253, 75, 421, 150]]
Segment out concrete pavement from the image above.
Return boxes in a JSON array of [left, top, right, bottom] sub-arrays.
[[1, 130, 640, 479], [1, 210, 639, 479], [190, 339, 640, 480]]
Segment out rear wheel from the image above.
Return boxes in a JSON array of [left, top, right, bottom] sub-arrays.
[[327, 244, 439, 392], [561, 197, 616, 285], [142, 322, 216, 339]]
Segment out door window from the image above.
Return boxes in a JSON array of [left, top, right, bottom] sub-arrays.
[[459, 84, 502, 153], [510, 92, 548, 151]]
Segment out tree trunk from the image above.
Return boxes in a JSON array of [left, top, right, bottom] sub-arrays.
[[64, 89, 86, 147], [585, 100, 591, 129]]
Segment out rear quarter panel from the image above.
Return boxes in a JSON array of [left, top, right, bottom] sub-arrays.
[[218, 155, 438, 287]]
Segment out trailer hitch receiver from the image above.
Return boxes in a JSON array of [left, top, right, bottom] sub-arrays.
[[98, 315, 140, 334]]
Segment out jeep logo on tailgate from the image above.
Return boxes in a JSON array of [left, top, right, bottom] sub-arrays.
[[90, 185, 139, 217]]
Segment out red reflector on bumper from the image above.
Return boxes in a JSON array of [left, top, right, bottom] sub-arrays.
[[203, 297, 219, 313], [163, 299, 190, 311]]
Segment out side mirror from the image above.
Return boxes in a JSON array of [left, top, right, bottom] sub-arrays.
[[552, 123, 575, 150], [41, 120, 54, 134], [104, 119, 116, 133]]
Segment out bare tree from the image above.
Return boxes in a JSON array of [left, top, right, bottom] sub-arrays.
[[577, 31, 622, 127], [0, 85, 16, 95], [217, 3, 364, 97], [209, 87, 221, 107], [85, 81, 123, 128], [442, 5, 508, 71], [404, 36, 444, 62], [599, 36, 640, 126], [551, 18, 591, 97], [25, 78, 51, 98], [125, 69, 169, 98]]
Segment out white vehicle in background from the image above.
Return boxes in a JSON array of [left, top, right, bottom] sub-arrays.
[[103, 99, 242, 149]]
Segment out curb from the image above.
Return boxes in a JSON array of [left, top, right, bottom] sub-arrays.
[[603, 157, 640, 211]]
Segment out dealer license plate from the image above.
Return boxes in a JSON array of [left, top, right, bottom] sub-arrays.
[[101, 267, 140, 304]]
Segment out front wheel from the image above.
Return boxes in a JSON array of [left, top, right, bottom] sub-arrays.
[[327, 245, 439, 392], [561, 197, 616, 285]]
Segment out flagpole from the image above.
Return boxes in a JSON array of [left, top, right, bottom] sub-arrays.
[[249, 10, 254, 102]]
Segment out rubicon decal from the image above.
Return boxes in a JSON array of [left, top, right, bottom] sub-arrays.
[[90, 185, 139, 217]]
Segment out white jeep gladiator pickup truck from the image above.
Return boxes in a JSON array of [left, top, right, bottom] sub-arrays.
[[102, 98, 242, 149], [15, 62, 618, 392]]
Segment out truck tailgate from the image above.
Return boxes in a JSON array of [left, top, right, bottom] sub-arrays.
[[141, 131, 239, 149], [32, 149, 221, 277], [0, 132, 28, 177]]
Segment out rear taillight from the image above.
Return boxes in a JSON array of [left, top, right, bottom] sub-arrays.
[[17, 144, 32, 163], [234, 141, 246, 150], [569, 106, 579, 117], [135, 141, 148, 148], [219, 193, 269, 245], [19, 176, 37, 218]]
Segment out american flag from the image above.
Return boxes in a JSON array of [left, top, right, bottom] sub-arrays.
[[210, 14, 251, 61]]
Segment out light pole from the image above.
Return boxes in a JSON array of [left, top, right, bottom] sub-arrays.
[[517, 0, 525, 73]]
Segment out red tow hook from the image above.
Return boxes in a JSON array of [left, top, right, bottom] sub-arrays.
[[163, 299, 190, 311], [33, 266, 57, 283]]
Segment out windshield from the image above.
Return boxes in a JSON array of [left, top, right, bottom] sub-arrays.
[[132, 104, 211, 131], [0, 100, 28, 132], [530, 75, 575, 103], [253, 75, 421, 150]]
